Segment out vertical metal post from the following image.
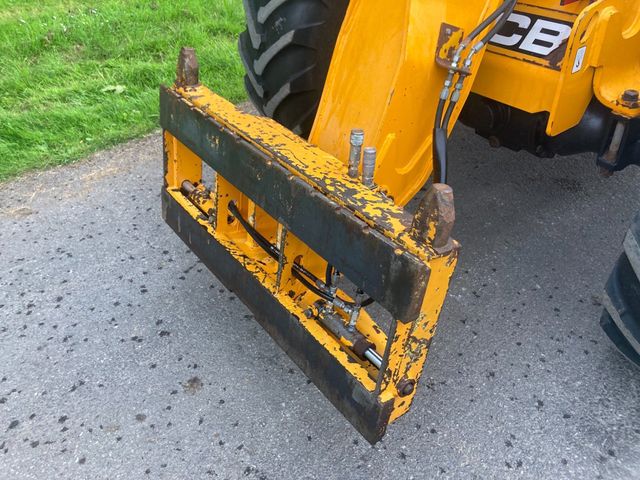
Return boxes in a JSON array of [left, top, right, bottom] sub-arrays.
[[175, 47, 200, 88], [348, 129, 365, 178], [362, 147, 377, 188]]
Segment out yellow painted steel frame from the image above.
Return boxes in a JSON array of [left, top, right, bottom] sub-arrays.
[[310, 0, 504, 206], [472, 0, 640, 136], [162, 0, 639, 441], [162, 83, 458, 438], [312, 0, 639, 201]]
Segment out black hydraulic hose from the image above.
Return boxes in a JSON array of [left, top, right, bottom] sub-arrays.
[[478, 0, 517, 46], [433, 99, 447, 145], [433, 0, 517, 184], [326, 264, 376, 307], [361, 297, 375, 307], [440, 0, 516, 133], [441, 101, 457, 134], [464, 0, 514, 46], [432, 126, 449, 183], [435, 0, 516, 133], [292, 266, 335, 303], [441, 0, 517, 128], [228, 201, 279, 261], [325, 263, 334, 287], [229, 201, 325, 288], [229, 201, 374, 309], [294, 264, 366, 308]]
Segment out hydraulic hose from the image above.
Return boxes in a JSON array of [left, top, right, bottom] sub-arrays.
[[433, 0, 517, 183], [440, 0, 517, 131], [228, 201, 373, 310], [433, 0, 515, 132]]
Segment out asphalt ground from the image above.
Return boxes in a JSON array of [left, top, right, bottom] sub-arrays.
[[1, 126, 639, 480]]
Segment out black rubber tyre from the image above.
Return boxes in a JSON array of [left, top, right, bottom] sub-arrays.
[[238, 0, 349, 137], [601, 212, 640, 367]]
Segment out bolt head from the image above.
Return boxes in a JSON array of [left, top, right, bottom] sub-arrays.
[[363, 146, 377, 158], [621, 89, 639, 107], [397, 378, 416, 397], [350, 129, 365, 146]]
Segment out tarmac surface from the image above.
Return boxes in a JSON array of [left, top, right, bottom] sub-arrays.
[[1, 126, 639, 479]]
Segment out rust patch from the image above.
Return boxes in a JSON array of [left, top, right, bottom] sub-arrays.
[[435, 23, 468, 73]]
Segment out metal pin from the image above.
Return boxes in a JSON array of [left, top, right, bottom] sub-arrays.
[[602, 120, 626, 165], [180, 180, 197, 196], [362, 147, 377, 188], [348, 129, 365, 178], [364, 348, 383, 369]]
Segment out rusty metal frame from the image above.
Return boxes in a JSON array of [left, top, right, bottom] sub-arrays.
[[160, 49, 459, 443]]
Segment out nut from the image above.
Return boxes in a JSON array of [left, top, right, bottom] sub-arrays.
[[397, 378, 416, 397], [621, 89, 639, 108]]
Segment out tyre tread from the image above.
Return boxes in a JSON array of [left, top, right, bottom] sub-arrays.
[[238, 0, 349, 136]]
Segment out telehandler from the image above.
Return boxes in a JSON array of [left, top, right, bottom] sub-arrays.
[[160, 0, 640, 443]]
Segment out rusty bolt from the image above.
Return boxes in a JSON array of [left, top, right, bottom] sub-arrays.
[[397, 378, 416, 397], [176, 47, 200, 88], [410, 183, 455, 253], [348, 129, 365, 179], [621, 89, 639, 108]]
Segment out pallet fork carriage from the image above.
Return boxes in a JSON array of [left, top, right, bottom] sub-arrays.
[[162, 0, 640, 442], [161, 49, 458, 443]]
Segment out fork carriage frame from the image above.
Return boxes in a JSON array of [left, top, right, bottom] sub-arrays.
[[161, 70, 458, 442]]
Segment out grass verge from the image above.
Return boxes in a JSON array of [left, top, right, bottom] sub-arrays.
[[0, 0, 246, 180]]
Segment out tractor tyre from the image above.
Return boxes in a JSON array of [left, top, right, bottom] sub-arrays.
[[238, 0, 349, 137], [601, 212, 640, 367]]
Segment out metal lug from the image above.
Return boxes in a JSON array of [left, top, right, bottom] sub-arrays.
[[410, 183, 455, 254], [176, 47, 200, 88]]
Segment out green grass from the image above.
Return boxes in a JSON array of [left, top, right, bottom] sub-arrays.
[[0, 0, 246, 180]]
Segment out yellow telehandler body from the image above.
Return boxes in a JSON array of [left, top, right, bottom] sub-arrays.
[[161, 0, 640, 442]]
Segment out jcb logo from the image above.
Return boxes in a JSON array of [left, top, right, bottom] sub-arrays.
[[490, 12, 573, 58]]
